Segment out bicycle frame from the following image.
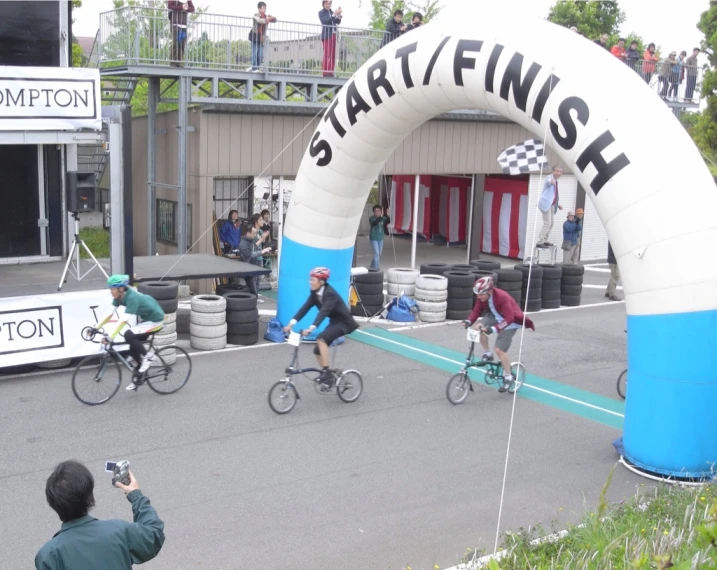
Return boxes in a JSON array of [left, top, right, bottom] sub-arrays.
[[85, 328, 162, 382], [461, 337, 506, 381]]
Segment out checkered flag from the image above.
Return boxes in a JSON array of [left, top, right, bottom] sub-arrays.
[[497, 138, 548, 175]]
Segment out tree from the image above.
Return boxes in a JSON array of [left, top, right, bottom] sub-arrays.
[[547, 0, 625, 40], [687, 2, 717, 171], [71, 0, 88, 67], [361, 0, 443, 30]]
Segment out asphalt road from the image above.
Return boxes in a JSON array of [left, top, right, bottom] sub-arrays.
[[1, 270, 643, 570]]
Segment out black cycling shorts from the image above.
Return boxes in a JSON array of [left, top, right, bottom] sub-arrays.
[[313, 322, 349, 355]]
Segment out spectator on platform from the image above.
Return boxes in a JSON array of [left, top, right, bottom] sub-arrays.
[[405, 12, 423, 32], [671, 50, 687, 99], [626, 40, 640, 72], [605, 242, 621, 301], [238, 222, 272, 297], [248, 2, 277, 72], [368, 205, 390, 270], [219, 210, 241, 254], [610, 38, 627, 63], [561, 209, 583, 264], [168, 1, 195, 67], [685, 48, 700, 101], [642, 43, 659, 83], [536, 166, 563, 248], [381, 10, 406, 47], [659, 52, 678, 98], [319, 0, 342, 77], [594, 33, 609, 50]]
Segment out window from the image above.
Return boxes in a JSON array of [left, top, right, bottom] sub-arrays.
[[213, 177, 252, 221], [156, 199, 192, 247], [274, 47, 278, 52]]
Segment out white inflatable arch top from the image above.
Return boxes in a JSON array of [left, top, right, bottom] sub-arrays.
[[278, 18, 717, 478]]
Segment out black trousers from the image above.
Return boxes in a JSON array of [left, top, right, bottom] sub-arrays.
[[124, 330, 150, 365]]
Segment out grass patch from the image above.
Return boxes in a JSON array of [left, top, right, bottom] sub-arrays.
[[79, 226, 110, 259], [453, 469, 717, 570]]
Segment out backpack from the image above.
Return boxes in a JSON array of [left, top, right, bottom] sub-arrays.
[[264, 318, 286, 343]]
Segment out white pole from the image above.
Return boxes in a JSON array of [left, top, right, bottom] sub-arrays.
[[466, 174, 476, 263], [411, 174, 420, 270], [276, 176, 284, 284]]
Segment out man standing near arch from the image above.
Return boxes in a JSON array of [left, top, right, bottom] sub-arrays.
[[537, 165, 563, 247]]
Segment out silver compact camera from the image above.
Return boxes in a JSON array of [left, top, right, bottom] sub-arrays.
[[105, 460, 131, 487]]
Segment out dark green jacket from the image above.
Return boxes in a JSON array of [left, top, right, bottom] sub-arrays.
[[35, 490, 165, 570], [369, 215, 390, 242]]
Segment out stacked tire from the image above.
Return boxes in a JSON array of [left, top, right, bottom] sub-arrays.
[[444, 271, 475, 320], [495, 269, 523, 305], [351, 270, 384, 317], [539, 264, 563, 310], [215, 282, 247, 296], [190, 295, 227, 350], [224, 292, 260, 345], [137, 281, 179, 360], [514, 263, 543, 313], [559, 263, 584, 307], [414, 274, 448, 323], [419, 263, 449, 276], [386, 268, 419, 304], [470, 259, 501, 272]]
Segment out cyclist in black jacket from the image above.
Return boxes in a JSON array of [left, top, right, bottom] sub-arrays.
[[283, 267, 359, 384]]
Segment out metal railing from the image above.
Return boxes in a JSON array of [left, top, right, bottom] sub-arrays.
[[624, 59, 705, 104], [98, 6, 389, 77]]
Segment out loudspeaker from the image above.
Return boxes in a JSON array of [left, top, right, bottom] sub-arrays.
[[66, 171, 96, 212]]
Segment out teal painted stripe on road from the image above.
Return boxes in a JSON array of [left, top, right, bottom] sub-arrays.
[[350, 327, 624, 430]]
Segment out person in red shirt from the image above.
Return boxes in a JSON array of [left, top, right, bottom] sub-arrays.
[[610, 38, 627, 63], [463, 276, 535, 393]]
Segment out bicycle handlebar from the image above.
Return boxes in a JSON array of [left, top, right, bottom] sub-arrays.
[[81, 326, 110, 344]]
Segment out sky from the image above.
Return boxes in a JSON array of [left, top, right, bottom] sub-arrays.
[[73, 0, 712, 65]]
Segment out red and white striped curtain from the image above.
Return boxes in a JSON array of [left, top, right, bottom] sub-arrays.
[[481, 176, 528, 258], [389, 175, 432, 237]]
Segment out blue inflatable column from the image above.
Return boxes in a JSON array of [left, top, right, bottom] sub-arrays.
[[624, 310, 717, 478]]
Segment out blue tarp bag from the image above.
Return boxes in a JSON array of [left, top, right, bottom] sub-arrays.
[[386, 294, 417, 322], [264, 318, 286, 343]]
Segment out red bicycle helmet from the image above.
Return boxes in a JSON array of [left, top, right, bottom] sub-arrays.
[[473, 276, 494, 295], [309, 266, 330, 281]]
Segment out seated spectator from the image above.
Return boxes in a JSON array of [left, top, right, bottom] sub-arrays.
[[381, 9, 406, 47], [219, 210, 241, 254], [610, 38, 627, 62], [626, 40, 640, 72], [238, 222, 272, 298]]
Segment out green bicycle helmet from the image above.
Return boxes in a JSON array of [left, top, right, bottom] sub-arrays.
[[107, 274, 130, 288]]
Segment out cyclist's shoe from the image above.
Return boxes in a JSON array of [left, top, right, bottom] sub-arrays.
[[481, 351, 494, 362], [138, 353, 156, 373], [318, 369, 335, 389], [126, 382, 138, 391], [498, 375, 514, 393]]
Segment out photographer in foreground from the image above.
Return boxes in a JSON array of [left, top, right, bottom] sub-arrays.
[[36, 460, 165, 570]]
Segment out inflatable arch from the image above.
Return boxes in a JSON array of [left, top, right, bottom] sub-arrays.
[[278, 19, 717, 478]]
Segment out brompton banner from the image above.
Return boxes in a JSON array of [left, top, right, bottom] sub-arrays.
[[0, 290, 134, 367], [0, 66, 102, 131]]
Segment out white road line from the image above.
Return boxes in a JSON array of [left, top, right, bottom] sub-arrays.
[[584, 267, 611, 273], [581, 284, 622, 290], [355, 330, 623, 418], [527, 300, 624, 314]]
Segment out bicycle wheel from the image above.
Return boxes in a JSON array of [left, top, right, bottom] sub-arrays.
[[268, 381, 297, 414], [336, 370, 363, 403], [446, 371, 471, 405], [146, 346, 192, 395], [72, 353, 122, 405], [508, 362, 526, 394], [616, 369, 627, 399]]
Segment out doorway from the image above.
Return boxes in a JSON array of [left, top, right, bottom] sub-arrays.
[[0, 145, 45, 258]]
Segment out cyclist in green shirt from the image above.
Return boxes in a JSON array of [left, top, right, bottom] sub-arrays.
[[369, 204, 390, 270], [95, 275, 165, 390]]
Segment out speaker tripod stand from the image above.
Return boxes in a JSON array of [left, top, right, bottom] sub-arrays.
[[58, 212, 109, 291]]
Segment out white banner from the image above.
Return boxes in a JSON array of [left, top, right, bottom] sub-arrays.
[[0, 66, 102, 131], [0, 290, 136, 368]]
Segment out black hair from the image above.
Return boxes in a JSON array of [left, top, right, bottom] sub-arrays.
[[394, 9, 403, 17], [373, 204, 382, 210], [228, 209, 238, 219], [630, 40, 638, 45], [45, 460, 96, 522], [618, 37, 626, 43], [258, 1, 266, 8], [648, 42, 655, 49], [261, 209, 270, 216], [251, 213, 263, 226], [693, 47, 701, 52], [412, 12, 423, 21], [242, 222, 254, 236]]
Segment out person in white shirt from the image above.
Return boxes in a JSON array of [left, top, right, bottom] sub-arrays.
[[536, 165, 563, 247]]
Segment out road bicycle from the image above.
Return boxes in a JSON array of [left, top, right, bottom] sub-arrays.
[[616, 369, 627, 399], [446, 327, 526, 405], [268, 332, 363, 414], [71, 327, 191, 405]]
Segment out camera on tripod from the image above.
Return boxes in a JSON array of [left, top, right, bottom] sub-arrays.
[[105, 460, 131, 487]]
